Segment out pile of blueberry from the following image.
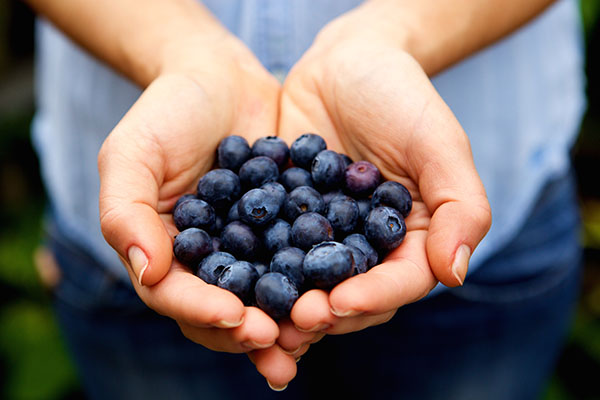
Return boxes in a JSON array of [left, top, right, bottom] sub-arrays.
[[172, 134, 411, 320]]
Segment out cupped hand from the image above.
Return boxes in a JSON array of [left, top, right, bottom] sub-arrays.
[[97, 33, 299, 384], [277, 6, 492, 340]]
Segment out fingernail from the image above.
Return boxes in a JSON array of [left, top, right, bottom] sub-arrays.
[[452, 244, 471, 286], [295, 356, 301, 363], [213, 317, 244, 328], [242, 340, 274, 350], [267, 380, 288, 392], [296, 323, 330, 333], [281, 345, 302, 355], [127, 246, 148, 286], [330, 307, 362, 318]]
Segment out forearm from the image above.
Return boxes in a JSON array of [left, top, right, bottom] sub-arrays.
[[362, 0, 556, 75], [24, 0, 228, 86]]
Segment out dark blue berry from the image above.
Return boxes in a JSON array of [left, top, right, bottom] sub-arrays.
[[227, 200, 240, 222], [345, 161, 381, 197], [364, 206, 407, 251], [270, 247, 305, 289], [197, 251, 236, 284], [211, 236, 222, 253], [290, 133, 327, 169], [237, 188, 281, 227], [253, 262, 269, 278], [311, 150, 345, 190], [356, 198, 371, 228], [255, 272, 299, 320], [291, 212, 334, 250], [343, 233, 378, 269], [340, 154, 354, 169], [173, 193, 196, 212], [173, 228, 212, 267], [221, 221, 262, 260], [283, 186, 325, 221], [173, 198, 216, 232], [322, 190, 345, 205], [217, 260, 259, 304], [197, 169, 241, 212], [347, 244, 368, 275], [303, 242, 355, 290], [261, 181, 287, 209], [279, 167, 313, 191], [238, 156, 279, 189], [326, 196, 359, 237], [218, 135, 251, 172], [252, 136, 290, 169], [262, 219, 292, 254], [371, 181, 413, 218]]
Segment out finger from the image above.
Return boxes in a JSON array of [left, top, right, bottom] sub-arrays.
[[127, 260, 246, 329], [248, 345, 297, 391], [178, 307, 278, 353], [277, 318, 325, 354]]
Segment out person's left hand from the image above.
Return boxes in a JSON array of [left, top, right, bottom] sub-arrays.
[[275, 3, 492, 354]]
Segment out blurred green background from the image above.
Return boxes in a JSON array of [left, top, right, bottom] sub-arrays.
[[1, 1, 600, 399]]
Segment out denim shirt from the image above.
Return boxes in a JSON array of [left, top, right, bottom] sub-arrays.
[[32, 0, 586, 284]]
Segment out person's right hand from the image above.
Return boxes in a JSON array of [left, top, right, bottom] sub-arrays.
[[97, 32, 299, 381]]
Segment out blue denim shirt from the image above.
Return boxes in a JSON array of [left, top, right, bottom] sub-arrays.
[[32, 0, 586, 284]]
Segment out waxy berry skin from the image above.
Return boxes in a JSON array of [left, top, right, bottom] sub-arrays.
[[270, 247, 306, 289], [261, 181, 287, 209], [311, 150, 346, 191], [283, 186, 325, 221], [371, 181, 413, 218], [173, 198, 216, 232], [197, 169, 241, 212], [291, 212, 335, 251], [347, 244, 368, 275], [279, 167, 314, 191], [217, 135, 251, 172], [173, 228, 213, 268], [220, 221, 262, 261], [217, 261, 259, 304], [197, 251, 236, 284], [364, 206, 407, 251], [344, 161, 381, 197], [252, 136, 290, 169], [343, 233, 378, 269], [238, 156, 280, 189], [326, 195, 359, 237], [255, 272, 299, 320], [237, 188, 281, 227], [303, 241, 355, 290], [173, 193, 196, 212], [262, 219, 292, 255], [290, 133, 327, 169]]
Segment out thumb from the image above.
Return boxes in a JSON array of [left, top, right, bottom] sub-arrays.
[[98, 133, 174, 286]]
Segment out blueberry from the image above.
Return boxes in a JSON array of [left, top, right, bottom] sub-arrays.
[[279, 167, 313, 191], [173, 228, 213, 267], [213, 214, 225, 235], [173, 193, 196, 212], [364, 206, 407, 251], [345, 161, 381, 197], [173, 198, 216, 232], [270, 247, 306, 289], [262, 219, 292, 254], [253, 262, 269, 278], [217, 135, 251, 172], [340, 154, 354, 169], [237, 188, 281, 227], [290, 133, 327, 169], [227, 200, 240, 222], [238, 156, 279, 189], [255, 272, 299, 320], [311, 150, 345, 191], [197, 251, 236, 284], [343, 233, 378, 269], [322, 190, 345, 205], [260, 181, 287, 209], [356, 198, 371, 229], [283, 186, 325, 221], [220, 221, 262, 260], [252, 136, 290, 169], [211, 236, 222, 253], [217, 260, 259, 304], [303, 242, 355, 290], [371, 181, 413, 218], [347, 244, 368, 275], [197, 169, 241, 212], [291, 212, 334, 250], [326, 196, 359, 237]]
